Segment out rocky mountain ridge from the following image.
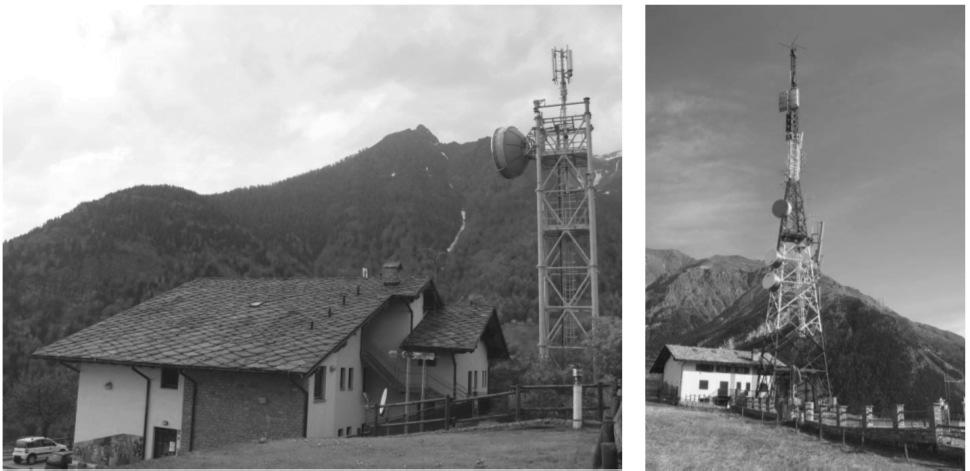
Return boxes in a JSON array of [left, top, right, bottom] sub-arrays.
[[645, 247, 965, 413]]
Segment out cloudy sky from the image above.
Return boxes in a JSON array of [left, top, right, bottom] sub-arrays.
[[3, 5, 621, 239], [646, 6, 964, 335]]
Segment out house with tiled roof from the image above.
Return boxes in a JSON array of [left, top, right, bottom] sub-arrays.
[[649, 344, 785, 404], [33, 263, 508, 463]]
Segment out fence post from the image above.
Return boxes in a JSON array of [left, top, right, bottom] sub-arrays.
[[597, 382, 605, 422], [373, 404, 380, 437], [514, 385, 521, 422], [444, 395, 451, 431], [862, 405, 872, 448], [893, 404, 904, 430], [573, 376, 583, 430], [760, 396, 765, 423], [805, 401, 815, 423], [930, 400, 944, 450]]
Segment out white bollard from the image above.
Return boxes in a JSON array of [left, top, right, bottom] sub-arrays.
[[572, 368, 583, 430]]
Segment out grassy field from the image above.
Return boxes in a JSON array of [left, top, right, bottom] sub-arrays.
[[124, 420, 598, 469], [644, 402, 961, 470]]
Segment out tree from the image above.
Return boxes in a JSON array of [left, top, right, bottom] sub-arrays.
[[5, 368, 77, 439], [583, 316, 622, 383]]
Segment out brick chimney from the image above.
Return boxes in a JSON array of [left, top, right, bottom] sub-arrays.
[[381, 260, 403, 286]]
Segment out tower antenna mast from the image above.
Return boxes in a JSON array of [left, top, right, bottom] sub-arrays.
[[490, 46, 600, 364], [759, 41, 833, 419]]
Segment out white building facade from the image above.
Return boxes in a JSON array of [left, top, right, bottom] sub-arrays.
[[649, 345, 780, 404]]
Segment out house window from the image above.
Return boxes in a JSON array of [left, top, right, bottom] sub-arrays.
[[420, 358, 437, 368], [338, 429, 344, 437], [345, 426, 352, 436], [348, 368, 354, 391], [313, 370, 326, 401], [696, 364, 714, 372], [745, 382, 751, 391], [482, 371, 487, 389], [735, 382, 741, 392], [734, 366, 750, 374], [699, 380, 709, 390], [473, 371, 479, 390], [340, 368, 347, 391], [715, 365, 731, 373], [467, 371, 472, 394], [161, 368, 179, 389]]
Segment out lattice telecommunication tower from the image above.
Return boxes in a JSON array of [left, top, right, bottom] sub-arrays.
[[490, 47, 600, 363], [759, 42, 833, 414]]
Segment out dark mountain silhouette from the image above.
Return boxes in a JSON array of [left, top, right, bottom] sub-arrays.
[[3, 125, 621, 438], [645, 248, 965, 415]]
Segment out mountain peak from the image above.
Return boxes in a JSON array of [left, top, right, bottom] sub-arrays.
[[374, 125, 440, 150], [413, 124, 438, 143]]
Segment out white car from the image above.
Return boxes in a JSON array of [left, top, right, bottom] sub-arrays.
[[12, 437, 68, 465]]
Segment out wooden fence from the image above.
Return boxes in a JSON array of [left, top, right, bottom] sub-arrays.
[[365, 382, 615, 437], [733, 396, 965, 454]]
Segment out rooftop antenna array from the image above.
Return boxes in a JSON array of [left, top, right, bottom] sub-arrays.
[[490, 46, 600, 363], [759, 40, 833, 418]]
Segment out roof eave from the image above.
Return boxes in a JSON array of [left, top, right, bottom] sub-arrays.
[[31, 353, 312, 376]]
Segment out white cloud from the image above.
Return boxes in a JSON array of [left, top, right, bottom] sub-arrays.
[[49, 147, 130, 176], [3, 6, 620, 238]]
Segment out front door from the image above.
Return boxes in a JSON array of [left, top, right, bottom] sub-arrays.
[[153, 427, 178, 459], [718, 381, 729, 396]]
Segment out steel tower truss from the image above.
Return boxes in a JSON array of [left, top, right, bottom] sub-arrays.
[[761, 45, 832, 418], [532, 47, 600, 362]]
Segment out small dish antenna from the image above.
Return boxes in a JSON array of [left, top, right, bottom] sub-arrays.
[[378, 387, 388, 416], [762, 272, 782, 290], [490, 126, 534, 179], [771, 199, 792, 219]]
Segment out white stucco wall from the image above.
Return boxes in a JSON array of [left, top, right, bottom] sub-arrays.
[[454, 339, 489, 397], [307, 330, 365, 438], [661, 357, 683, 391], [74, 363, 183, 459], [409, 295, 424, 329], [360, 297, 413, 405], [361, 298, 412, 358], [676, 361, 770, 402], [416, 353, 457, 397]]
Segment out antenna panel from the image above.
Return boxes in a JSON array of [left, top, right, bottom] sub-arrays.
[[778, 91, 790, 113]]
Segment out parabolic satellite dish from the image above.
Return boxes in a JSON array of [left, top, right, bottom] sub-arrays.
[[761, 272, 782, 290], [378, 387, 388, 416], [771, 199, 792, 219], [491, 126, 532, 179]]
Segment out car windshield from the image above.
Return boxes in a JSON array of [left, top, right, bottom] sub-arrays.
[[15, 439, 29, 448]]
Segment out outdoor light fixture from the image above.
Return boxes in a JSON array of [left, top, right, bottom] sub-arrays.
[[104, 381, 113, 390]]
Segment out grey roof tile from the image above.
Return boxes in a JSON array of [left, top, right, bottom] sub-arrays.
[[402, 305, 496, 352], [34, 276, 430, 375]]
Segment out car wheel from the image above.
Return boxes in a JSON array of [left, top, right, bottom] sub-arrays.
[[12, 457, 20, 464], [26, 454, 36, 465]]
